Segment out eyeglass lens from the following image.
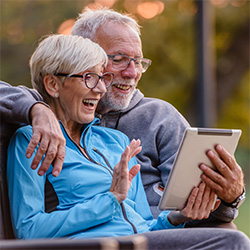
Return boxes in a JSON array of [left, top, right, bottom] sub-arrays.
[[111, 55, 150, 72], [84, 73, 113, 89]]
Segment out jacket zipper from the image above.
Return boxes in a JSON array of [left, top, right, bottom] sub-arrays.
[[121, 202, 137, 234], [92, 148, 137, 234], [62, 123, 137, 234], [92, 147, 113, 175]]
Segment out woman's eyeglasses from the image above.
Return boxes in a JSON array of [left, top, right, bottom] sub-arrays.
[[54, 72, 114, 89]]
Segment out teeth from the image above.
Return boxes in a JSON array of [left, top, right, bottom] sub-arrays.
[[114, 84, 130, 90], [83, 99, 98, 105]]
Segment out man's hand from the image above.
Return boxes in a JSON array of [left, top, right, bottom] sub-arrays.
[[110, 139, 141, 203], [168, 182, 221, 226], [200, 144, 244, 203], [26, 103, 66, 177]]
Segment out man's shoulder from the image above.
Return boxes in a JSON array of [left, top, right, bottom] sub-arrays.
[[135, 96, 180, 115], [127, 96, 190, 127]]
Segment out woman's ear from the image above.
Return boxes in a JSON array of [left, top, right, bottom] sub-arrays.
[[43, 75, 60, 98]]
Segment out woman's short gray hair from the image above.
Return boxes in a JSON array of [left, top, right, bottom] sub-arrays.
[[30, 34, 108, 102], [72, 7, 141, 41]]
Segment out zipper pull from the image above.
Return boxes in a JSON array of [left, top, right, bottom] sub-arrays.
[[92, 147, 101, 165]]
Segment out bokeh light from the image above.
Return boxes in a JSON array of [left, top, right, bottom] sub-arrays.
[[178, 1, 198, 16], [230, 0, 247, 7], [57, 19, 75, 35], [210, 0, 230, 8], [7, 18, 24, 45], [94, 0, 117, 8], [137, 1, 164, 19]]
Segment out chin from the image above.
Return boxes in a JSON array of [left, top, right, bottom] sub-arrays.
[[82, 115, 95, 124], [100, 89, 134, 111]]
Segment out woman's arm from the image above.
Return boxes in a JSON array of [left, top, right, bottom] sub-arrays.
[[7, 126, 120, 239]]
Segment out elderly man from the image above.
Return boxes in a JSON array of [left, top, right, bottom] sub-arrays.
[[0, 8, 245, 227]]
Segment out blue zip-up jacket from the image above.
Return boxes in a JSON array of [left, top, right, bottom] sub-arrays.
[[7, 118, 182, 239]]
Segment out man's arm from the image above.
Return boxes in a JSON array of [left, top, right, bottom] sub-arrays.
[[0, 81, 65, 176], [0, 80, 42, 124]]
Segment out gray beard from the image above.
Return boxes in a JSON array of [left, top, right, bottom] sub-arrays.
[[99, 87, 135, 112]]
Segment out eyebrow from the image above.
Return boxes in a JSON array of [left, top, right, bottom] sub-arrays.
[[114, 52, 144, 58]]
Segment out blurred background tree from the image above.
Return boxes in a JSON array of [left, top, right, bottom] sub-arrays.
[[1, 0, 249, 236]]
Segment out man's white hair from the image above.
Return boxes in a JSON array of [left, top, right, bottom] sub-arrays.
[[72, 7, 141, 41], [30, 34, 107, 102]]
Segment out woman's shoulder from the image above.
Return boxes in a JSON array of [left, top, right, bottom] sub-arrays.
[[11, 125, 33, 141]]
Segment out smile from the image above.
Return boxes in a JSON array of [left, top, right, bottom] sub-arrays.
[[83, 99, 98, 107], [113, 84, 131, 91]]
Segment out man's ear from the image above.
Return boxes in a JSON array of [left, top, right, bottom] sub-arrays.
[[43, 75, 60, 98]]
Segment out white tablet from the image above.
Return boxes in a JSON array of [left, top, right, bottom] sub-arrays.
[[158, 127, 242, 211]]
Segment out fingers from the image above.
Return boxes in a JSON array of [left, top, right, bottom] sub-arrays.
[[26, 130, 43, 159], [182, 183, 216, 221], [26, 127, 66, 176], [200, 164, 226, 192], [27, 129, 50, 171], [27, 103, 66, 177], [200, 145, 244, 202], [110, 139, 141, 203], [197, 184, 212, 219], [127, 139, 141, 159], [129, 164, 141, 181], [215, 145, 239, 172], [212, 199, 221, 212], [51, 144, 66, 177]]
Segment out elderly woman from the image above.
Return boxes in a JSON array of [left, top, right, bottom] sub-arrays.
[[7, 34, 250, 249]]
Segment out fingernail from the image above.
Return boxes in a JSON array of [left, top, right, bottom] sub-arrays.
[[31, 164, 37, 170], [207, 150, 215, 157], [26, 153, 31, 158], [216, 145, 222, 151], [200, 164, 207, 171], [53, 171, 59, 177], [38, 170, 45, 176]]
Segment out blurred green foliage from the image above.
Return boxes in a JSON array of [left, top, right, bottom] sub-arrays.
[[1, 0, 249, 237]]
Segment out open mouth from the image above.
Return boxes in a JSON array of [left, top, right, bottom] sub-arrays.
[[113, 84, 131, 91], [83, 99, 98, 107]]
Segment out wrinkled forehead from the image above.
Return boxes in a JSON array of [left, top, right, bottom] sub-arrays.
[[94, 22, 143, 57]]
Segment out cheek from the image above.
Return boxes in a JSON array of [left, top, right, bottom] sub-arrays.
[[135, 72, 142, 83], [104, 62, 115, 73]]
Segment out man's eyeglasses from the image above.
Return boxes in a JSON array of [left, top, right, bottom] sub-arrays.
[[107, 54, 151, 73], [54, 72, 114, 89]]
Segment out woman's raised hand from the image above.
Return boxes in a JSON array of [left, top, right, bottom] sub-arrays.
[[110, 139, 141, 203]]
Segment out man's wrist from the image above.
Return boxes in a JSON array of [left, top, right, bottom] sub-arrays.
[[221, 188, 246, 209], [29, 102, 51, 124]]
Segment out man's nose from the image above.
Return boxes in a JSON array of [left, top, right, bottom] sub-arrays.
[[121, 60, 137, 79]]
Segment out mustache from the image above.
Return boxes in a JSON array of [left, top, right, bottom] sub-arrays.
[[111, 79, 136, 86]]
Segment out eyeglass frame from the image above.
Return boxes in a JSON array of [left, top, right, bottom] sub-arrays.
[[107, 54, 152, 73], [54, 72, 114, 89]]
